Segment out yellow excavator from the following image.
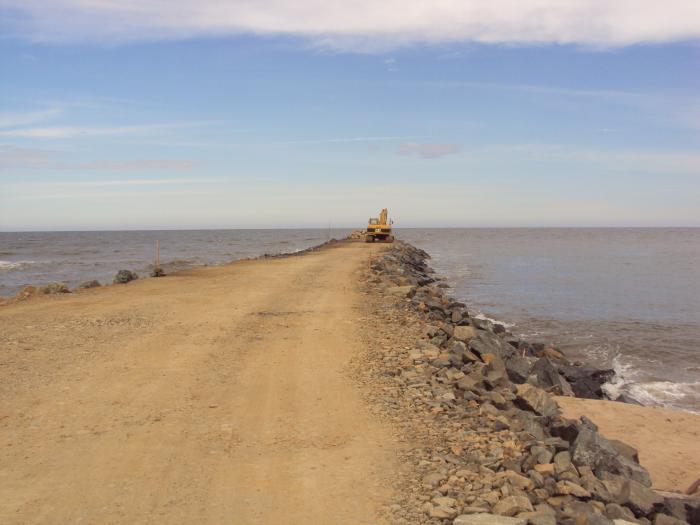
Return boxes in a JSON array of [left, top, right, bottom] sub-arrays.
[[365, 208, 394, 243]]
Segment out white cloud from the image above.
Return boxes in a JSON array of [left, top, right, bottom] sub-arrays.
[[0, 123, 190, 139], [3, 1, 699, 49], [399, 143, 460, 159]]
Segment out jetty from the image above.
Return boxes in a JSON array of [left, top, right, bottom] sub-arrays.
[[1, 238, 698, 525]]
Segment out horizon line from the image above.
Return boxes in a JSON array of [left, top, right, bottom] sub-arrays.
[[2, 225, 699, 233]]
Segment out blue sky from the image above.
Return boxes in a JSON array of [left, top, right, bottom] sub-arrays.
[[1, 1, 699, 230]]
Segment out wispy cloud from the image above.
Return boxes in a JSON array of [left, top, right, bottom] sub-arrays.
[[0, 108, 62, 128], [277, 136, 407, 145], [77, 159, 197, 171], [0, 144, 58, 169], [399, 143, 460, 159], [48, 178, 220, 187], [464, 143, 700, 174], [3, 1, 699, 50], [0, 123, 188, 139], [0, 145, 197, 172]]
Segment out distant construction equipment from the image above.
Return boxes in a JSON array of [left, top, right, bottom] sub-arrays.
[[365, 208, 394, 243]]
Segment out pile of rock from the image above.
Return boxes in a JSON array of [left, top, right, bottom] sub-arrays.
[[347, 229, 366, 240], [364, 241, 698, 525]]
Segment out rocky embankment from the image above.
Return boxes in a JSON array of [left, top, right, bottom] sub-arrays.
[[358, 241, 699, 525]]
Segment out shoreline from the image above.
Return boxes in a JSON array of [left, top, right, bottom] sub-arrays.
[[0, 237, 344, 304], [361, 239, 700, 523]]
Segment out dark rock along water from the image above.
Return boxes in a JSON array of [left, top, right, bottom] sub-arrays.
[[397, 228, 700, 414], [1, 227, 698, 412], [0, 229, 351, 295]]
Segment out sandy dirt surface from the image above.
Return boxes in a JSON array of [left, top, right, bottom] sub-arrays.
[[0, 241, 401, 525], [556, 396, 700, 493]]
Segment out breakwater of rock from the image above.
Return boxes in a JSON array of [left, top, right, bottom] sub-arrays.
[[361, 240, 699, 525]]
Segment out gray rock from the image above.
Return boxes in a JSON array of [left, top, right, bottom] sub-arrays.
[[39, 282, 70, 294], [576, 514, 615, 525], [555, 480, 592, 498], [454, 513, 527, 525], [619, 479, 664, 517], [454, 325, 478, 342], [528, 515, 557, 525], [515, 384, 560, 417], [493, 495, 534, 516], [483, 356, 511, 389], [559, 363, 615, 399], [553, 451, 574, 474], [571, 426, 652, 487], [113, 269, 138, 284], [423, 471, 447, 488], [605, 503, 637, 521], [505, 356, 531, 384], [653, 515, 689, 525], [513, 410, 547, 440], [492, 323, 506, 335], [77, 280, 101, 289], [470, 332, 518, 361], [457, 375, 481, 391], [656, 490, 700, 522], [609, 439, 640, 464], [531, 357, 575, 396]]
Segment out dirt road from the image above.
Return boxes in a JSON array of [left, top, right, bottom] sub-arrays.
[[0, 241, 399, 524]]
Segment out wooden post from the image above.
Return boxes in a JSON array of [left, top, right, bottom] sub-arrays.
[[155, 240, 160, 271], [152, 240, 164, 277]]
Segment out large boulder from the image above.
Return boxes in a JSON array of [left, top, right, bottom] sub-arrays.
[[571, 425, 652, 487], [531, 357, 575, 396], [113, 270, 138, 284], [619, 479, 664, 517], [655, 490, 700, 524], [454, 325, 477, 342], [483, 355, 510, 389], [39, 282, 70, 294], [514, 383, 560, 417], [512, 410, 547, 440], [469, 333, 518, 361], [560, 363, 615, 399], [504, 355, 531, 384]]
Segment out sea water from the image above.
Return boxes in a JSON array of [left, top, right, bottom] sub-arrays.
[[398, 228, 700, 413]]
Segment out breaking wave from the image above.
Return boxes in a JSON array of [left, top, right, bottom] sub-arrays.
[[0, 260, 37, 271]]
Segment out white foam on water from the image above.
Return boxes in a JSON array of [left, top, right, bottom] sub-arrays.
[[0, 260, 36, 271], [626, 381, 700, 410], [601, 355, 700, 413], [473, 312, 515, 329], [601, 355, 636, 400]]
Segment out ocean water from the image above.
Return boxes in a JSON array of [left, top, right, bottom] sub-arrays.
[[398, 228, 700, 413], [0, 229, 351, 296], [2, 227, 698, 413]]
